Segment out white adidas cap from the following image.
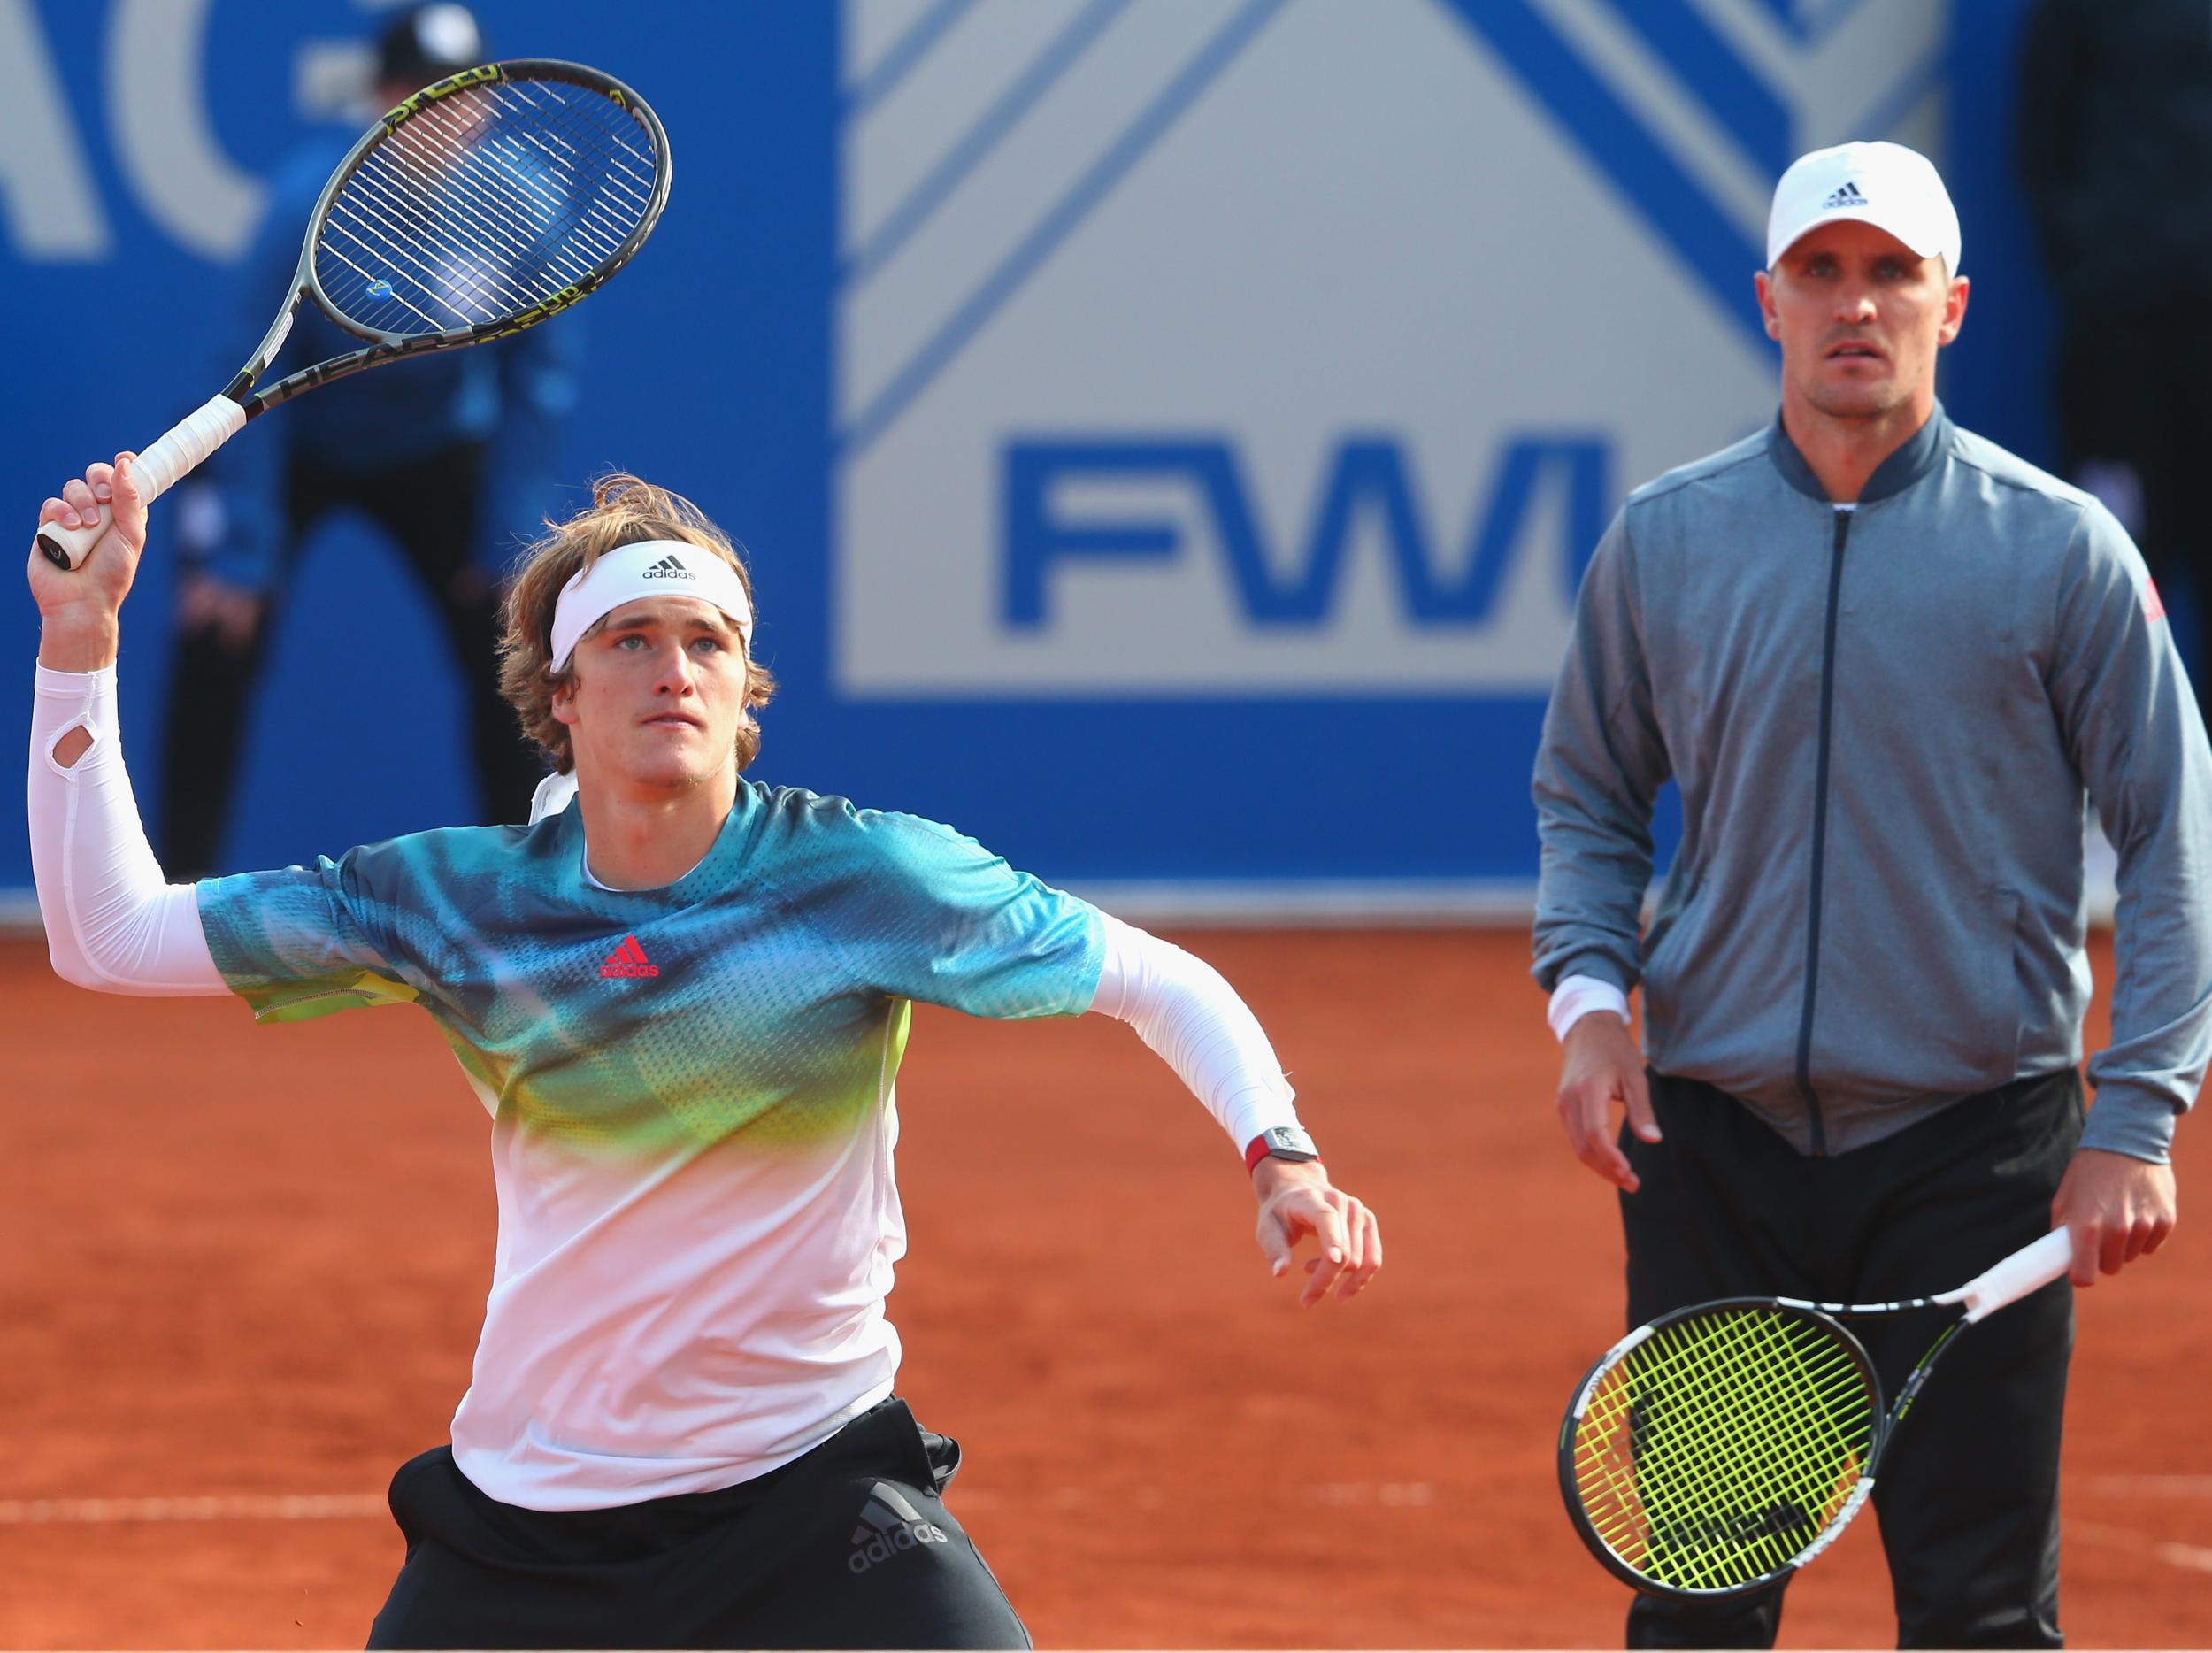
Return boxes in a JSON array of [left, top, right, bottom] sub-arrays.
[[1766, 141, 1962, 277]]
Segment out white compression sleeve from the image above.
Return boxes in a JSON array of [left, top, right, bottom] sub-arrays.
[[29, 665, 227, 995], [1085, 913, 1304, 1152]]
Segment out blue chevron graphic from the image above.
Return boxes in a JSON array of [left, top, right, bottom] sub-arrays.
[[845, 0, 981, 115], [841, 0, 1946, 450], [845, 0, 1134, 288], [1432, 0, 1768, 350], [1596, 0, 1788, 174], [1432, 0, 1946, 355], [840, 0, 1289, 457], [1751, 0, 1876, 46]]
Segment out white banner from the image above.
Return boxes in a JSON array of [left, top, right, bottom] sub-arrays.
[[833, 0, 1947, 696]]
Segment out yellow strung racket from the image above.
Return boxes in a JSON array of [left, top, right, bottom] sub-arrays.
[[1558, 1228, 2074, 1599]]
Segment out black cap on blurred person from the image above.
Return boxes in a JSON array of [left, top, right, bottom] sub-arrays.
[[378, 4, 486, 92]]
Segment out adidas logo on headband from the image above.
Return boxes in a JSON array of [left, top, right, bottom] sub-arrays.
[[549, 538, 754, 670]]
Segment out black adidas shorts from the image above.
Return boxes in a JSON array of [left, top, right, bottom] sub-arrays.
[[366, 1398, 1030, 1650]]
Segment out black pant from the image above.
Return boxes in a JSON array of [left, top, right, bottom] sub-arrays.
[[366, 1398, 1030, 1651], [159, 442, 545, 879], [1620, 1071, 2080, 1650]]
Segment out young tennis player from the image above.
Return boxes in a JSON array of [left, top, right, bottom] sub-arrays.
[[27, 459, 1382, 1650]]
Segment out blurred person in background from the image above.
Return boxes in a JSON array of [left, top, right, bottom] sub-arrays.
[[159, 3, 572, 876], [2017, 0, 2212, 731]]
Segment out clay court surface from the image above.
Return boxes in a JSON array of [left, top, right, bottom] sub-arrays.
[[4, 928, 2208, 1649]]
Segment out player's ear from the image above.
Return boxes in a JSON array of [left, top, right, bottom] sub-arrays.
[[1938, 270, 1969, 346], [549, 670, 580, 728]]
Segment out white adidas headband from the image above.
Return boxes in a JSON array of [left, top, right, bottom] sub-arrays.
[[549, 540, 756, 672]]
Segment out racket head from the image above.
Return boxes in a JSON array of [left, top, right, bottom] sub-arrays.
[[298, 59, 670, 352], [1559, 1299, 1886, 1600]]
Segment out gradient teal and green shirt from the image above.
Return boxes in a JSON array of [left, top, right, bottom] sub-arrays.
[[196, 781, 1105, 1510]]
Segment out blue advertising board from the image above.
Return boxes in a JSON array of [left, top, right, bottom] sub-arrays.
[[1, 0, 2050, 914]]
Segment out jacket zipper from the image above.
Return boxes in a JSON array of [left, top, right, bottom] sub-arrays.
[[1794, 505, 1852, 1156]]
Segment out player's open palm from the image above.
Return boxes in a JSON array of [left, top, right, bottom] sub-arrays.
[[30, 455, 145, 619], [1253, 1160, 1382, 1307]]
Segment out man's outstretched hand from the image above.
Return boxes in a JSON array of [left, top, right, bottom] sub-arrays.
[[1253, 1159, 1382, 1307]]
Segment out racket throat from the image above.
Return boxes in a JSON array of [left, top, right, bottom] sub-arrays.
[[1887, 1319, 1966, 1432]]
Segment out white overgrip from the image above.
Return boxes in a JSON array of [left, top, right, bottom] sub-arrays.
[[33, 394, 248, 571], [1934, 1229, 2077, 1324]]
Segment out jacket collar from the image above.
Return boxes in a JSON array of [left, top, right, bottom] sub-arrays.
[[1767, 401, 1950, 504]]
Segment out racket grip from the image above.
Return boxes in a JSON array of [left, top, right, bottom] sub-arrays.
[[1942, 1228, 2077, 1323], [35, 395, 247, 570]]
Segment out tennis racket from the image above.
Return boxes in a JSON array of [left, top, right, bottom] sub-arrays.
[[36, 58, 670, 570], [1558, 1226, 2075, 1600]]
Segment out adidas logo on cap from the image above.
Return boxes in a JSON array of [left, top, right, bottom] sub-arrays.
[[641, 553, 695, 580], [847, 1482, 949, 1574], [1767, 142, 1959, 276]]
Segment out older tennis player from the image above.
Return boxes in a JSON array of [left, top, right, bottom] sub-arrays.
[[1535, 141, 2207, 1649]]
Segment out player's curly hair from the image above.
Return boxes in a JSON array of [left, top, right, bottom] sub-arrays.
[[498, 473, 776, 776]]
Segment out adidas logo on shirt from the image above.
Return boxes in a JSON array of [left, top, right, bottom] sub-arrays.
[[846, 1482, 949, 1574], [599, 934, 660, 979], [641, 554, 695, 580], [1822, 181, 1867, 209]]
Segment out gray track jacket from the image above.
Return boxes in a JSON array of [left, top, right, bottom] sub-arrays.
[[1532, 405, 2212, 1160]]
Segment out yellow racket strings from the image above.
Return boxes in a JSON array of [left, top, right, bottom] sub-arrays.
[[1572, 1307, 1877, 1589]]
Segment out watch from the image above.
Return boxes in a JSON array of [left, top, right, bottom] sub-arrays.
[[1244, 1125, 1320, 1172]]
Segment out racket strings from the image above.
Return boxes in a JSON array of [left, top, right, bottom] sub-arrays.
[[419, 92, 625, 261], [480, 82, 655, 224], [1579, 1338, 1816, 1580], [1602, 1316, 1870, 1580], [324, 147, 572, 331], [358, 122, 567, 276], [374, 85, 637, 312], [434, 83, 654, 282], [342, 91, 624, 322], [345, 141, 585, 316], [1582, 1316, 1870, 1587], [1571, 1308, 1877, 1590], [316, 76, 663, 337], [1627, 1320, 1866, 1556], [326, 142, 553, 326], [1579, 1335, 1854, 1591], [1622, 1316, 1869, 1513]]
